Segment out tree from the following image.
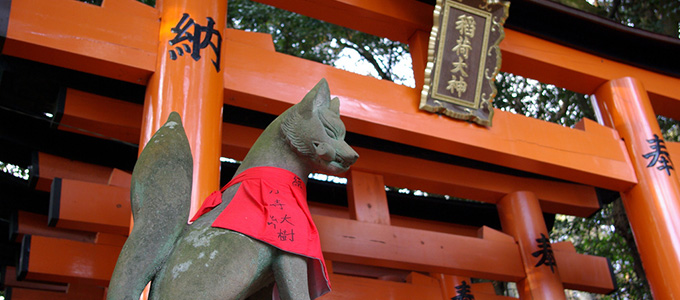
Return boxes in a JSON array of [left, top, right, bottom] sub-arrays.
[[554, 0, 680, 38]]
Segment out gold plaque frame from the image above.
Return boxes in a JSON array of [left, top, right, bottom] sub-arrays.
[[420, 0, 509, 126]]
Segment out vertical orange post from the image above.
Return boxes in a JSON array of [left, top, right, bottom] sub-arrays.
[[594, 77, 680, 300], [346, 170, 391, 225], [408, 30, 430, 91], [139, 0, 226, 216], [431, 273, 471, 300], [497, 191, 565, 300]]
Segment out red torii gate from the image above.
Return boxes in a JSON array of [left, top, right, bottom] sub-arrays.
[[2, 0, 680, 299]]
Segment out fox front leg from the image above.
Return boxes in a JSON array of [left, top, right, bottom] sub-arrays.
[[272, 252, 311, 300]]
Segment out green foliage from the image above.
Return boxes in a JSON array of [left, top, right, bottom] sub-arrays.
[[658, 115, 680, 142], [551, 0, 680, 38], [493, 72, 596, 127], [552, 201, 652, 300]]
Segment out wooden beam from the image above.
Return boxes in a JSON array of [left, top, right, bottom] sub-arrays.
[[4, 287, 69, 300], [58, 88, 143, 145], [2, 0, 157, 84], [347, 170, 391, 225], [49, 178, 131, 235], [17, 235, 120, 286], [6, 284, 107, 300], [320, 273, 442, 300], [313, 214, 526, 282], [256, 0, 432, 44], [3, 1, 670, 190], [353, 147, 602, 217], [12, 211, 97, 244], [33, 152, 113, 192], [308, 202, 481, 237], [500, 29, 680, 121], [54, 91, 606, 216], [2, 266, 68, 293], [258, 0, 680, 119], [315, 215, 616, 293], [555, 250, 616, 294], [222, 32, 636, 191]]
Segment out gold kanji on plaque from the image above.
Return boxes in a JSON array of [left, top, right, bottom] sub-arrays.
[[420, 0, 509, 126]]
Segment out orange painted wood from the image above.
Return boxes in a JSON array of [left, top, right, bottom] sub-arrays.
[[107, 168, 132, 189], [58, 89, 143, 145], [2, 266, 68, 293], [34, 152, 113, 192], [347, 170, 391, 225], [406, 272, 439, 286], [94, 232, 127, 247], [51, 91, 605, 216], [331, 262, 411, 282], [8, 0, 679, 120], [431, 274, 513, 300], [552, 241, 577, 253], [312, 214, 525, 282], [500, 29, 680, 121], [139, 0, 226, 217], [471, 282, 498, 295], [222, 32, 636, 191], [431, 273, 469, 300], [5, 0, 679, 117], [258, 0, 432, 44], [668, 141, 680, 186], [262, 0, 680, 118], [477, 226, 515, 244], [497, 191, 566, 300], [555, 250, 616, 294], [408, 29, 430, 90], [353, 147, 602, 217], [14, 211, 97, 244], [48, 49, 634, 193], [6, 287, 69, 300], [7, 284, 106, 300], [19, 235, 120, 286], [3, 0, 157, 84], [51, 178, 131, 235], [319, 273, 441, 300], [5, 4, 639, 192], [594, 78, 680, 299], [392, 215, 479, 237], [308, 202, 480, 237]]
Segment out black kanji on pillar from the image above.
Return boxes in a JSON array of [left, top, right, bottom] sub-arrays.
[[168, 13, 223, 72], [532, 233, 557, 273], [451, 280, 475, 300], [643, 134, 674, 176]]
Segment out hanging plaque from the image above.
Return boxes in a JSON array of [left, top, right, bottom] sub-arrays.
[[420, 0, 509, 126]]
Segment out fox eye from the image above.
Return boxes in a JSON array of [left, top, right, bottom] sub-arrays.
[[325, 127, 336, 139]]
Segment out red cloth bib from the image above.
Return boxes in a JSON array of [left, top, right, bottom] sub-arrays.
[[190, 166, 330, 299]]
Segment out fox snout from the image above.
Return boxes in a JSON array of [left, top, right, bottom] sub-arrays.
[[313, 141, 359, 171]]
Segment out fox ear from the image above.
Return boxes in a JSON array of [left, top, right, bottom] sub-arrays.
[[330, 97, 340, 115], [298, 78, 331, 117]]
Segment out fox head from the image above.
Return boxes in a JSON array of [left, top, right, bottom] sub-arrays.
[[281, 79, 359, 174]]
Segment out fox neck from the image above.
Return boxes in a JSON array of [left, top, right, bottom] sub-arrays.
[[235, 117, 312, 184]]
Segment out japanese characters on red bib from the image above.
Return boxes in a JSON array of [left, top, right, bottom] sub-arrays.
[[190, 166, 330, 299]]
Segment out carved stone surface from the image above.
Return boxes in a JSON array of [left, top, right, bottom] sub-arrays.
[[108, 79, 358, 300]]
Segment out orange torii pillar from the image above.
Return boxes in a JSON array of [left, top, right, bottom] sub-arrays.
[[497, 191, 566, 300], [139, 0, 227, 216], [431, 273, 473, 300], [594, 77, 680, 299]]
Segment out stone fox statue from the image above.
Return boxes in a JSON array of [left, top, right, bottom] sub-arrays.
[[108, 79, 359, 300]]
